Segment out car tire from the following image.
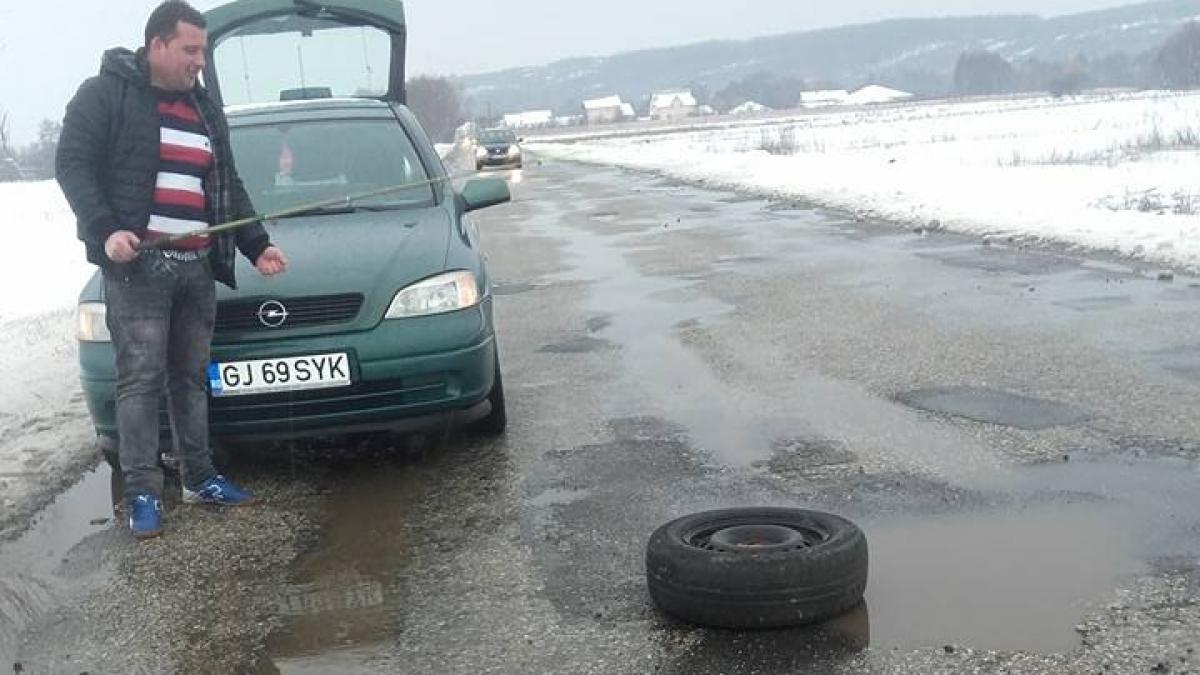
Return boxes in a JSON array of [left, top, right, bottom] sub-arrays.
[[471, 359, 507, 436], [645, 507, 868, 629]]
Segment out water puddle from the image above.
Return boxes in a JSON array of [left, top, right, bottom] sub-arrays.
[[1147, 344, 1200, 383], [920, 247, 1081, 276], [263, 462, 417, 665], [862, 457, 1200, 653], [259, 434, 516, 674], [0, 466, 116, 665], [865, 503, 1139, 652], [1052, 295, 1133, 312]]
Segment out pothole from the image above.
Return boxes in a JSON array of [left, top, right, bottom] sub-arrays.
[[538, 337, 615, 354], [756, 437, 857, 478], [896, 386, 1090, 430]]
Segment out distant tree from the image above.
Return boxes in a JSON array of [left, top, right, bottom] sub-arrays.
[[799, 77, 841, 92], [713, 71, 804, 112], [1048, 55, 1090, 97], [1090, 52, 1145, 89], [686, 81, 711, 107], [953, 51, 1016, 95], [888, 68, 948, 98], [405, 76, 464, 143], [0, 111, 12, 159], [1013, 55, 1091, 96], [16, 118, 61, 179], [1155, 21, 1200, 89]]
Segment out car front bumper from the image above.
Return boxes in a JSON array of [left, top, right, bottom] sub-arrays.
[[80, 298, 497, 441], [479, 153, 522, 166]]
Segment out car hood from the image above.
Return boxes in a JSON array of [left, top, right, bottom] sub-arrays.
[[217, 207, 452, 333]]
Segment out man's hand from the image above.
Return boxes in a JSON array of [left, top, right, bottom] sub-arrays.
[[255, 246, 288, 276], [104, 230, 141, 263]]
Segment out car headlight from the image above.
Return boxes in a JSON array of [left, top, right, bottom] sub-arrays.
[[507, 145, 521, 156], [78, 302, 111, 342], [475, 146, 488, 159], [385, 271, 480, 319]]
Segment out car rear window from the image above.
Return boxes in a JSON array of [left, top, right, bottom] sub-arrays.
[[213, 17, 391, 106], [230, 118, 434, 214]]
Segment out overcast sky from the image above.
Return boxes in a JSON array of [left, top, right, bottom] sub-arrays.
[[0, 0, 1136, 144]]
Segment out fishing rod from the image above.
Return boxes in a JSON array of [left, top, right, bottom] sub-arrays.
[[136, 171, 476, 250]]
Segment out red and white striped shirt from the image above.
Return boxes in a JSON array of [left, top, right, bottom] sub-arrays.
[[146, 94, 213, 251]]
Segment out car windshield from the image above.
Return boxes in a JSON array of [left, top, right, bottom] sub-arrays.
[[478, 130, 517, 144], [230, 118, 434, 215]]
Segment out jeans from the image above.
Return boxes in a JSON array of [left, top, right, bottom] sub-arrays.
[[104, 252, 218, 500]]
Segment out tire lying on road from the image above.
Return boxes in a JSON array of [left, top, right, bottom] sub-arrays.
[[645, 507, 868, 628]]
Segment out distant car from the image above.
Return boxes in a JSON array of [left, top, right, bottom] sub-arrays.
[[0, 157, 22, 182], [77, 0, 512, 469], [474, 128, 523, 170]]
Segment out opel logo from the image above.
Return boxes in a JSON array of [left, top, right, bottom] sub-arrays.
[[257, 300, 289, 328]]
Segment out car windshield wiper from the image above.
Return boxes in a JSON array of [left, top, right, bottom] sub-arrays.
[[352, 203, 413, 212], [274, 202, 413, 220], [274, 205, 359, 219]]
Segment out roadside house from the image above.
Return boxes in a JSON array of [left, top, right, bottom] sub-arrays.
[[583, 95, 626, 124], [798, 89, 850, 109], [648, 90, 698, 121], [503, 110, 554, 129], [846, 85, 913, 105]]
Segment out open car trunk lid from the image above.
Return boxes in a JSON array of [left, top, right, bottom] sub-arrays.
[[203, 0, 407, 106]]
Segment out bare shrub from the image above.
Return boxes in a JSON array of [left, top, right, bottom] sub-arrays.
[[1003, 123, 1200, 167], [759, 127, 797, 155], [1096, 188, 1199, 215]]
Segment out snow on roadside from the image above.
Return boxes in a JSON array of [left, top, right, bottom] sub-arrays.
[[0, 179, 97, 533], [530, 91, 1200, 272], [0, 181, 96, 321]]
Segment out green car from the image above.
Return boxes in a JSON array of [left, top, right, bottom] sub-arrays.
[[76, 0, 511, 467]]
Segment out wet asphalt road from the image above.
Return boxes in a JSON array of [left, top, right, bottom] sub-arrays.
[[5, 157, 1200, 674]]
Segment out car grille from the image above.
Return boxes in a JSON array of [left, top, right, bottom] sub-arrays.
[[215, 293, 364, 333]]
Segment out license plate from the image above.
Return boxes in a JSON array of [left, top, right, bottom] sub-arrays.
[[208, 353, 351, 397]]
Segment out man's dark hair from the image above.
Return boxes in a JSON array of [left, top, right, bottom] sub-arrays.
[[144, 1, 207, 48]]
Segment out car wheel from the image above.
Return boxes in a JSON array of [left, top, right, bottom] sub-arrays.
[[471, 359, 507, 436], [646, 507, 868, 629]]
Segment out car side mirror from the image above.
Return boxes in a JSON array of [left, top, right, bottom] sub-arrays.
[[461, 178, 511, 212]]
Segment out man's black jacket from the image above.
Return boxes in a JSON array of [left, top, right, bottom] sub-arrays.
[[55, 47, 269, 289]]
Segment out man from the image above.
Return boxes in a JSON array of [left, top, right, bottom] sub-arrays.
[[56, 1, 288, 539]]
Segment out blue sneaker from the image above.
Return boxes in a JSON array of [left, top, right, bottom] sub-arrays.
[[128, 494, 162, 540], [183, 475, 257, 506]]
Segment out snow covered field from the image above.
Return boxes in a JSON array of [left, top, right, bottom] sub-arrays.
[[0, 181, 96, 321], [530, 91, 1200, 272]]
